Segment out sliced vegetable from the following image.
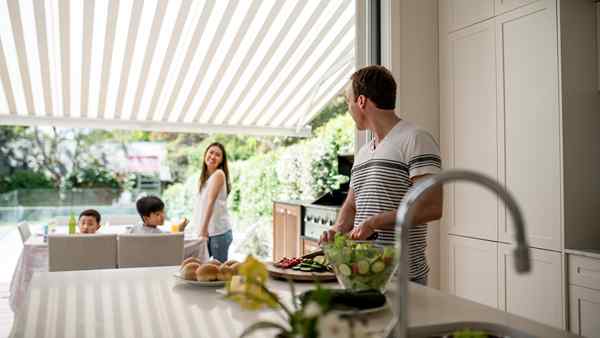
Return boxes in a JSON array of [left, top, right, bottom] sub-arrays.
[[338, 263, 352, 276], [357, 260, 370, 275]]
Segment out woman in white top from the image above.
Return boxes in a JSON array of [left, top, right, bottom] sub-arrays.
[[190, 142, 233, 262]]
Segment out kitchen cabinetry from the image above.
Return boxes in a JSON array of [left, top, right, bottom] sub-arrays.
[[499, 244, 563, 329], [494, 0, 540, 15], [568, 253, 600, 337], [272, 203, 301, 261], [445, 20, 499, 242], [448, 235, 499, 308], [301, 239, 319, 256], [440, 0, 600, 328], [496, 0, 561, 251], [442, 0, 494, 32]]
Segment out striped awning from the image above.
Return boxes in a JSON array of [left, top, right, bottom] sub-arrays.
[[0, 0, 355, 137]]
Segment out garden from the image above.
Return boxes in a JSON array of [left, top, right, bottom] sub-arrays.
[[0, 96, 354, 259]]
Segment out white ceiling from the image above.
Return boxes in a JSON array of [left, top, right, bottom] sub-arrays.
[[0, 0, 355, 136]]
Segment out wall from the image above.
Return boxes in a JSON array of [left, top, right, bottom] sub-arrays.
[[381, 0, 441, 289]]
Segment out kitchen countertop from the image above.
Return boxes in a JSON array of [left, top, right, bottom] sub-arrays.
[[272, 199, 313, 206], [564, 248, 600, 260], [11, 266, 578, 338]]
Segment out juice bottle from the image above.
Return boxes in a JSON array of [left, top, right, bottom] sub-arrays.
[[68, 213, 77, 234]]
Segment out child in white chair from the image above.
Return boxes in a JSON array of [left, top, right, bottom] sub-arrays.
[[129, 196, 165, 234], [78, 209, 101, 234]]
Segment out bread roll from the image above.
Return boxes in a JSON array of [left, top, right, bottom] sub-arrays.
[[196, 264, 219, 281], [181, 257, 203, 270], [206, 259, 222, 266], [182, 262, 200, 281], [217, 265, 233, 281], [229, 262, 241, 275]]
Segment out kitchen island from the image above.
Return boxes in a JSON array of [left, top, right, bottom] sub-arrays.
[[10, 266, 579, 337]]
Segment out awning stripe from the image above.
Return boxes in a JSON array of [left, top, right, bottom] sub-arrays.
[[261, 16, 355, 127], [192, 0, 263, 124], [221, 0, 308, 126], [0, 39, 17, 113], [0, 0, 355, 137], [145, 0, 193, 122], [161, 0, 215, 123], [206, 0, 286, 125]]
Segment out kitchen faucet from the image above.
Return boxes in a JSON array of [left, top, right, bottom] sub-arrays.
[[387, 170, 531, 338]]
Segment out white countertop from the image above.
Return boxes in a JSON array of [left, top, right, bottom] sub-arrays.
[[565, 248, 600, 260], [10, 266, 578, 338]]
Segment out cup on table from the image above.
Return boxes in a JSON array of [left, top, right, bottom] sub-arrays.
[[170, 224, 180, 233]]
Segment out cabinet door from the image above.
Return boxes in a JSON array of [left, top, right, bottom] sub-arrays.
[[442, 0, 494, 32], [448, 235, 499, 308], [284, 205, 301, 258], [446, 20, 499, 241], [496, 0, 562, 250], [499, 244, 564, 329], [272, 204, 287, 261], [495, 0, 540, 15], [569, 285, 600, 338]]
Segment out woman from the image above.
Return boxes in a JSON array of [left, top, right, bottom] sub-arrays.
[[190, 142, 233, 262]]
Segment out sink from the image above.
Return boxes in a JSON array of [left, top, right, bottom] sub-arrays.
[[407, 322, 534, 338]]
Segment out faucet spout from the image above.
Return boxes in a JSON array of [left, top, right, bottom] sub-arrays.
[[391, 170, 531, 338]]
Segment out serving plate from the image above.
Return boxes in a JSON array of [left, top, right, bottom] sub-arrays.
[[331, 300, 389, 315], [173, 273, 226, 287]]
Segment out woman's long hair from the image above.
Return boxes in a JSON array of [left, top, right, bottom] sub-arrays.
[[199, 142, 231, 194]]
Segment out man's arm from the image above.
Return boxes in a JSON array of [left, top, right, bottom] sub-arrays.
[[319, 188, 356, 243], [349, 174, 443, 239]]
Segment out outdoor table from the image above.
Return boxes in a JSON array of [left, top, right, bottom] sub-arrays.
[[8, 226, 205, 312]]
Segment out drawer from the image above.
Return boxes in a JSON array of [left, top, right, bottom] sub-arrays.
[[569, 255, 600, 291]]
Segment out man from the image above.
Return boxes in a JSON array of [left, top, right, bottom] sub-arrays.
[[319, 65, 443, 285]]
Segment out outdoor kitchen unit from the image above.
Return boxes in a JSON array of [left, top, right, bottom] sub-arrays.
[[272, 155, 352, 260]]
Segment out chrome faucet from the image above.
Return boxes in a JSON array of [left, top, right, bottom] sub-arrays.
[[387, 170, 531, 338]]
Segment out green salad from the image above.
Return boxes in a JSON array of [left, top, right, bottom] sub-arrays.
[[323, 234, 396, 291]]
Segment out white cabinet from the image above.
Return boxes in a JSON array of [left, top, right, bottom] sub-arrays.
[[443, 0, 495, 32], [496, 0, 562, 251], [569, 285, 600, 337], [568, 254, 600, 337], [499, 244, 564, 329], [448, 235, 498, 308], [445, 21, 499, 241], [495, 0, 540, 15]]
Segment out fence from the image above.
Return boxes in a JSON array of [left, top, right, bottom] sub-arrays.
[[0, 188, 135, 224]]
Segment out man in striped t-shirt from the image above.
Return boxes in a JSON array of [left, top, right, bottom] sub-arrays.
[[320, 65, 443, 285]]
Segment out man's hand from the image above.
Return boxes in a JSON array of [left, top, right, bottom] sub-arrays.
[[349, 222, 374, 240], [319, 225, 344, 245]]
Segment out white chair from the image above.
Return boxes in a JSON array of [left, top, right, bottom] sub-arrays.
[[17, 222, 31, 243], [48, 234, 118, 272], [117, 233, 184, 268]]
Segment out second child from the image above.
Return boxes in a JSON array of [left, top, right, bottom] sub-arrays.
[[129, 195, 165, 234]]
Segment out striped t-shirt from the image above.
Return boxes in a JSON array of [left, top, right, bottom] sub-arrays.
[[351, 120, 441, 282]]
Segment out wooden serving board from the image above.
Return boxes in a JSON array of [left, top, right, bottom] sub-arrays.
[[267, 262, 337, 282]]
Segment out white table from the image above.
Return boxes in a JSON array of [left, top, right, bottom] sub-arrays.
[[9, 227, 205, 312]]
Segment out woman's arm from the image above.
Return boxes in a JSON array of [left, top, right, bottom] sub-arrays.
[[198, 170, 226, 238]]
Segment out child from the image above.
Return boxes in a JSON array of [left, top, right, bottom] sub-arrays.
[[129, 195, 165, 234], [78, 209, 102, 234]]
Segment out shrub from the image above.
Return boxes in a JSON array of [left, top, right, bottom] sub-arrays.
[[62, 166, 122, 190], [0, 170, 54, 193]]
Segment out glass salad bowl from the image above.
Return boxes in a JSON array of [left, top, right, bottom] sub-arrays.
[[323, 235, 397, 292]]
